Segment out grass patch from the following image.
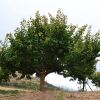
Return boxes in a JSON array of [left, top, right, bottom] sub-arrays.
[[45, 82, 60, 90], [15, 82, 39, 90], [55, 90, 65, 100], [0, 79, 60, 91], [0, 90, 18, 95], [0, 81, 39, 91]]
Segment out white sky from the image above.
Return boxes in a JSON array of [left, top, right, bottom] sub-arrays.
[[1, 0, 100, 40], [0, 0, 100, 90]]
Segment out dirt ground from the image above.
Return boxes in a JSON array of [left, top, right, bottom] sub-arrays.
[[17, 91, 57, 100], [0, 91, 100, 100], [65, 91, 100, 100]]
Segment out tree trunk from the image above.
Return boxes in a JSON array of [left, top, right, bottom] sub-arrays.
[[82, 79, 85, 92], [40, 70, 46, 91]]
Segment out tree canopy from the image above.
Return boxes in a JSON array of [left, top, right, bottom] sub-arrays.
[[62, 26, 100, 91], [0, 10, 75, 91], [0, 10, 100, 91]]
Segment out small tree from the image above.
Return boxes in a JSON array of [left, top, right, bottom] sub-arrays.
[[63, 26, 100, 91], [92, 72, 100, 87]]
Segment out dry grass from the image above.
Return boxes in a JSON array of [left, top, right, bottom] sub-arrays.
[[65, 91, 100, 100], [0, 86, 100, 100], [0, 78, 100, 100]]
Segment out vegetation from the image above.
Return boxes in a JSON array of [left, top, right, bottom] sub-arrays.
[[0, 90, 18, 95], [0, 79, 59, 91], [0, 43, 10, 82], [0, 10, 100, 92], [0, 10, 74, 91], [62, 26, 100, 91], [92, 71, 100, 87]]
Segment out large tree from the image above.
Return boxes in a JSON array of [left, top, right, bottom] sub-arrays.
[[4, 10, 74, 91], [62, 26, 100, 91]]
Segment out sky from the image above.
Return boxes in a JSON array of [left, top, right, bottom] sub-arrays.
[[45, 73, 99, 91], [1, 0, 100, 41], [0, 0, 100, 90]]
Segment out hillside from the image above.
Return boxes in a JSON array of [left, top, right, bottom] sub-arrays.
[[0, 77, 100, 100]]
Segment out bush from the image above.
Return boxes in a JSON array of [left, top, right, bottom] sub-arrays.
[[92, 72, 100, 87]]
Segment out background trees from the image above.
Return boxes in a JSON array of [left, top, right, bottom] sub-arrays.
[[62, 26, 100, 91], [92, 72, 100, 87], [0, 40, 11, 82]]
